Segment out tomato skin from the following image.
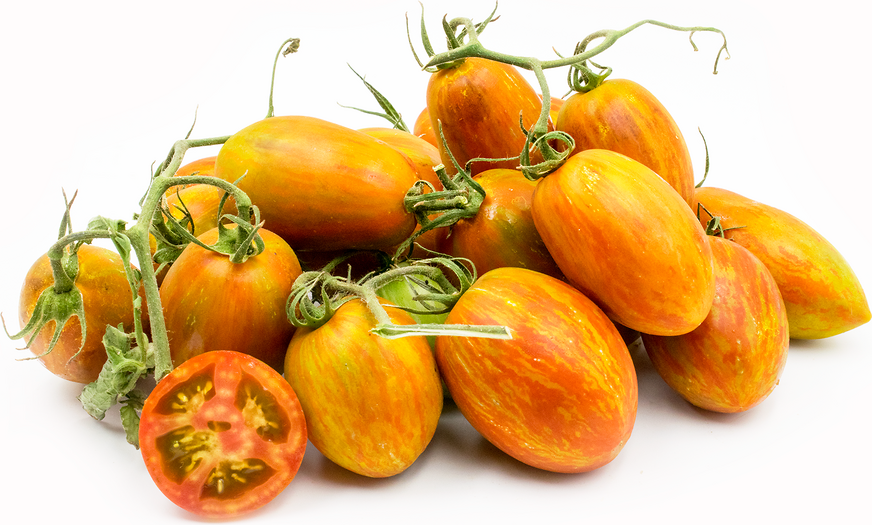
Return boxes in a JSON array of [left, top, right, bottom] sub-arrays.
[[284, 298, 443, 478], [437, 169, 563, 279], [213, 116, 418, 251], [556, 79, 695, 206], [18, 245, 140, 383], [359, 127, 443, 190], [412, 107, 438, 147], [436, 267, 637, 473], [159, 226, 302, 370], [427, 57, 546, 175], [642, 236, 789, 412], [693, 186, 871, 339], [532, 149, 715, 336], [139, 350, 307, 518]]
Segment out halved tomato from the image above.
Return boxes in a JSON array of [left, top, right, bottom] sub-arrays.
[[139, 350, 307, 518]]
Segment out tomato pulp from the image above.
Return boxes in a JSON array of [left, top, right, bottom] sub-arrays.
[[139, 351, 307, 518]]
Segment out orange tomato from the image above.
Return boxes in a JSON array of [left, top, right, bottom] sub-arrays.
[[556, 79, 695, 206], [694, 186, 870, 338], [436, 267, 637, 473], [213, 116, 419, 251], [159, 226, 302, 370], [284, 298, 443, 477], [643, 236, 789, 412], [426, 57, 546, 175], [532, 149, 715, 336]]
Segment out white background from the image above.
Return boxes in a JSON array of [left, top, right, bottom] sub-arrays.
[[1, 1, 869, 523]]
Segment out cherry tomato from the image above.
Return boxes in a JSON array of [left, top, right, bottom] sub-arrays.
[[17, 245, 141, 383], [213, 116, 419, 251], [642, 236, 789, 412], [159, 226, 302, 370], [694, 186, 870, 338], [139, 350, 307, 518], [284, 298, 443, 478], [532, 149, 715, 336], [556, 79, 695, 206], [436, 267, 637, 473], [427, 57, 547, 174], [437, 168, 563, 279]]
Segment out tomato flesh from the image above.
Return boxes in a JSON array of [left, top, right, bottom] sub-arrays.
[[140, 351, 307, 518]]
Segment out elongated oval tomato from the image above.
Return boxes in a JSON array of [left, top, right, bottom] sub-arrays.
[[556, 79, 695, 206], [532, 149, 715, 336], [213, 116, 418, 251], [642, 236, 789, 413], [694, 186, 871, 338], [139, 350, 307, 518], [437, 168, 563, 279], [284, 298, 443, 478], [18, 245, 140, 383], [427, 57, 546, 174], [436, 267, 637, 473], [159, 226, 302, 370]]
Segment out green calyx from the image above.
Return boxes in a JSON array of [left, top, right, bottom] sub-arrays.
[[286, 254, 511, 340], [407, 2, 499, 72]]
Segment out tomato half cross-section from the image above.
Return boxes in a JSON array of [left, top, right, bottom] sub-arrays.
[[139, 351, 307, 518]]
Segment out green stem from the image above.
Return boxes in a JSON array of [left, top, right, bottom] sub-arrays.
[[46, 231, 113, 294]]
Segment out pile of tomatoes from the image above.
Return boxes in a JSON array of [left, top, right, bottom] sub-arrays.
[[8, 5, 870, 520]]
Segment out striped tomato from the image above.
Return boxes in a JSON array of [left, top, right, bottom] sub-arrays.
[[694, 186, 870, 339], [436, 267, 637, 473], [642, 236, 789, 412]]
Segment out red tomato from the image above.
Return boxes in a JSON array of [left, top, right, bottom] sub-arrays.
[[412, 106, 438, 147], [436, 267, 637, 473], [159, 226, 302, 370], [532, 149, 715, 336], [17, 245, 141, 383], [694, 186, 871, 338], [284, 298, 443, 478], [139, 350, 307, 518], [556, 79, 695, 206], [213, 116, 419, 251], [437, 168, 563, 279], [427, 57, 547, 175], [642, 236, 789, 412]]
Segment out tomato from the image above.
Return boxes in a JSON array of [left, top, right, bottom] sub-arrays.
[[159, 226, 302, 370], [139, 350, 307, 518], [642, 236, 789, 412], [436, 168, 564, 279], [436, 267, 637, 473], [213, 116, 418, 251], [412, 106, 438, 147], [284, 298, 443, 478], [556, 79, 695, 206], [359, 126, 443, 190], [532, 149, 715, 336], [694, 186, 871, 339], [164, 156, 218, 198], [17, 245, 141, 383], [358, 126, 446, 253], [426, 57, 547, 175]]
